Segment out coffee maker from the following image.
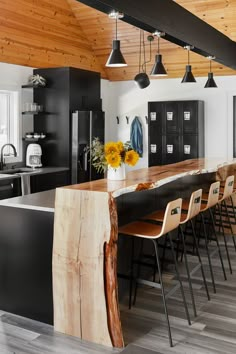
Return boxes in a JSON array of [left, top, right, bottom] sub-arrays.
[[26, 144, 42, 168]]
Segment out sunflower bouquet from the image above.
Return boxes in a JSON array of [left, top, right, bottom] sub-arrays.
[[89, 137, 139, 173]]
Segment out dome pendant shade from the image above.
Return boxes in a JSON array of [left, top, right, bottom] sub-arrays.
[[134, 72, 150, 89], [106, 40, 127, 67], [204, 72, 217, 88], [181, 65, 196, 83], [150, 54, 167, 76]]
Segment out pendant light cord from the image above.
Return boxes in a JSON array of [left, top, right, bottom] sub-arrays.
[[210, 58, 212, 73], [157, 36, 160, 54], [138, 29, 141, 73], [142, 30, 146, 73], [188, 48, 190, 65], [115, 16, 118, 40], [141, 32, 152, 72]]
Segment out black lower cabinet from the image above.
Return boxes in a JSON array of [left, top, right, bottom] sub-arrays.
[[0, 178, 21, 200], [30, 171, 69, 193], [0, 206, 54, 324]]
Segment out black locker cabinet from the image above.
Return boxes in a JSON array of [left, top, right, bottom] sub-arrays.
[[148, 100, 204, 166]]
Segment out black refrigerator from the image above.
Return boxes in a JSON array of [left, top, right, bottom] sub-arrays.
[[71, 110, 104, 184]]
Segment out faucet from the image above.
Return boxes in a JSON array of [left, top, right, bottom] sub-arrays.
[[0, 144, 17, 170]]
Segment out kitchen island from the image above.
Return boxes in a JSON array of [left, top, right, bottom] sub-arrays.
[[52, 158, 236, 348], [0, 158, 235, 348]]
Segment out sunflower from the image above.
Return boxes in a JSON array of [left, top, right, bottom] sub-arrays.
[[124, 150, 139, 166], [105, 142, 120, 156], [116, 141, 124, 153], [106, 152, 121, 168]]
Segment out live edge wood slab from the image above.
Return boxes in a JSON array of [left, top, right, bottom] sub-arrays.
[[52, 158, 236, 348]]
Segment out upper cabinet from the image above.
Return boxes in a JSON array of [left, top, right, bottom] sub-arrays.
[[148, 100, 204, 166]]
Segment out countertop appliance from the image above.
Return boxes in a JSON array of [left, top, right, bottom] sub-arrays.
[[26, 143, 42, 168]]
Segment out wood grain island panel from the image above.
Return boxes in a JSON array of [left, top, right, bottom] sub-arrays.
[[52, 158, 236, 348]]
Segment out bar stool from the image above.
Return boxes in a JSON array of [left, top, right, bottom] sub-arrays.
[[143, 189, 210, 318], [198, 181, 227, 293], [215, 175, 235, 274], [119, 198, 191, 347], [218, 176, 236, 253], [179, 189, 211, 310]]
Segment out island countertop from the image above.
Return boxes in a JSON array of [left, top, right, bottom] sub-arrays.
[[65, 158, 236, 197], [0, 158, 234, 212]]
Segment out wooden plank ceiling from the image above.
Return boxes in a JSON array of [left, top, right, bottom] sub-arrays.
[[0, 0, 235, 81], [67, 0, 236, 80], [0, 0, 106, 77]]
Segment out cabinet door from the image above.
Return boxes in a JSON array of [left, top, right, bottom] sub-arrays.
[[148, 102, 163, 166], [30, 171, 69, 193], [163, 135, 181, 164], [182, 135, 199, 160], [181, 101, 198, 134], [148, 102, 163, 133], [149, 136, 163, 166], [164, 102, 179, 134]]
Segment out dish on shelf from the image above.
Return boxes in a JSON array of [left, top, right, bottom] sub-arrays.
[[24, 132, 46, 140]]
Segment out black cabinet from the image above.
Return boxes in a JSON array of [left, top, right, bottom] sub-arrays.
[[148, 100, 204, 166], [30, 171, 69, 193], [30, 67, 104, 183], [0, 178, 21, 200]]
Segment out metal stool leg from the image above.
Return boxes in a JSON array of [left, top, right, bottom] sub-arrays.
[[190, 219, 210, 300], [209, 208, 227, 280], [200, 212, 216, 293], [168, 232, 191, 326], [129, 237, 135, 309], [217, 203, 232, 274], [179, 225, 197, 317], [152, 239, 173, 347], [228, 196, 236, 251], [133, 239, 144, 306], [161, 236, 168, 272]]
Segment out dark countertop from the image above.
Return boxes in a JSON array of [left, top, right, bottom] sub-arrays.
[[0, 189, 56, 212], [0, 166, 69, 181], [0, 167, 69, 211]]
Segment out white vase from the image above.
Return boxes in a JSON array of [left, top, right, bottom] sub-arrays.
[[107, 163, 126, 181]]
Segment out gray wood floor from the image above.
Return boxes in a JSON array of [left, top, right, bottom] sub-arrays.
[[1, 237, 236, 353]]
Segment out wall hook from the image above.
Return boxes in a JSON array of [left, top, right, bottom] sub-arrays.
[[126, 116, 129, 124], [145, 116, 149, 124], [116, 116, 119, 124]]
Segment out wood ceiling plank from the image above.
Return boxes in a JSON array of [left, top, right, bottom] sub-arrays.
[[0, 0, 107, 77]]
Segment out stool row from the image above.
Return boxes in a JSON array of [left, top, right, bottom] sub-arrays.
[[119, 175, 236, 347]]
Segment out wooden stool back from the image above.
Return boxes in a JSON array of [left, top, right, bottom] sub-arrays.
[[160, 198, 182, 236], [205, 181, 220, 209], [180, 189, 202, 224], [221, 175, 234, 200]]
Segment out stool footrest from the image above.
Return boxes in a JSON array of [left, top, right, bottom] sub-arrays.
[[136, 278, 161, 289]]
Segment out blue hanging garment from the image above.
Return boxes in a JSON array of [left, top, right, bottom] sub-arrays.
[[130, 116, 143, 157]]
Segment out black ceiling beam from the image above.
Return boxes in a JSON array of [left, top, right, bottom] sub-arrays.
[[77, 0, 236, 70]]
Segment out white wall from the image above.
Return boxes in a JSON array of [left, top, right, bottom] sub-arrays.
[[101, 76, 236, 170]]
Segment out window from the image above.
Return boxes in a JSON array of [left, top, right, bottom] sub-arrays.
[[0, 90, 20, 162]]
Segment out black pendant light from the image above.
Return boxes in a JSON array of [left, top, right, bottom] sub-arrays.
[[150, 31, 167, 76], [106, 11, 127, 67], [181, 45, 196, 83], [204, 56, 217, 88], [134, 31, 152, 89]]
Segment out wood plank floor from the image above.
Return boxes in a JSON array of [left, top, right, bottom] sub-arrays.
[[0, 237, 236, 353]]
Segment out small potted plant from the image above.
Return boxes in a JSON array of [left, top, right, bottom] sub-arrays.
[[90, 138, 139, 180]]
